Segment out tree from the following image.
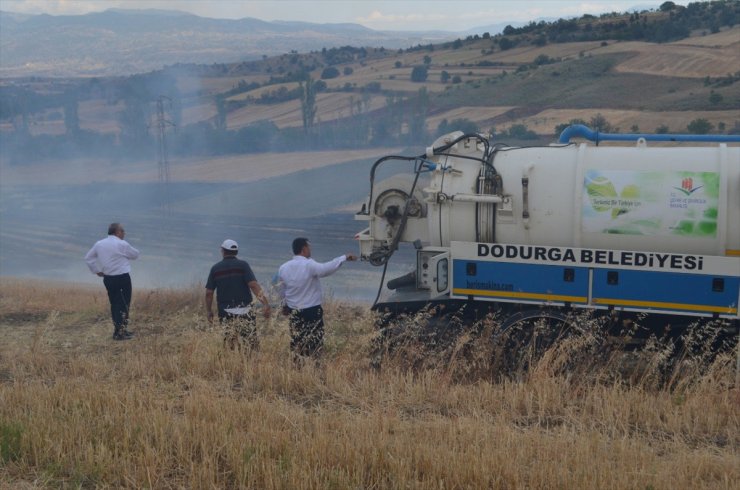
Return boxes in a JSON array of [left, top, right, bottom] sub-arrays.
[[687, 118, 713, 134], [709, 92, 723, 105], [364, 81, 381, 92], [119, 95, 149, 145], [554, 118, 587, 136], [63, 92, 80, 137], [170, 93, 183, 129], [214, 96, 226, 130], [506, 123, 538, 140], [300, 77, 317, 135], [394, 61, 403, 68], [408, 87, 429, 143], [372, 95, 404, 145], [440, 70, 451, 83], [437, 118, 478, 136], [320, 66, 340, 79], [655, 124, 670, 134], [410, 65, 429, 82], [343, 66, 354, 76], [499, 38, 515, 50], [0, 89, 28, 133], [590, 113, 613, 132], [659, 1, 676, 12], [423, 55, 432, 65], [452, 75, 462, 83]]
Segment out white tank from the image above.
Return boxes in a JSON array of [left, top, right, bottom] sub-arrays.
[[358, 134, 740, 259], [422, 138, 739, 256]]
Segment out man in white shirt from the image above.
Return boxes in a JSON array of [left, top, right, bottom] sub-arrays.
[[277, 237, 356, 359], [84, 223, 140, 340]]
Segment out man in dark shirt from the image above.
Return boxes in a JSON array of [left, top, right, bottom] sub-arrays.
[[205, 239, 271, 350]]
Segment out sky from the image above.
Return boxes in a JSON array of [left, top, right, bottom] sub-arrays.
[[1, 0, 688, 31]]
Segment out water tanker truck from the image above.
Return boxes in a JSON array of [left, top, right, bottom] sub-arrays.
[[355, 125, 740, 346]]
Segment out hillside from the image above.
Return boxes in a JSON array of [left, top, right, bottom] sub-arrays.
[[0, 9, 457, 77], [3, 29, 738, 156], [1, 1, 739, 170]]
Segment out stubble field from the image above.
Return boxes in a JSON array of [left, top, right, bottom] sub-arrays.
[[0, 280, 738, 489]]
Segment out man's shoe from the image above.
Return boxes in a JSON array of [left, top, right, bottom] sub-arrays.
[[113, 332, 132, 341], [122, 330, 135, 338]]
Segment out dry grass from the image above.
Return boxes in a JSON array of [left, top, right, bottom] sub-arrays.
[[611, 26, 740, 78], [608, 40, 739, 79], [226, 93, 388, 130], [674, 27, 740, 48], [1, 279, 738, 489]]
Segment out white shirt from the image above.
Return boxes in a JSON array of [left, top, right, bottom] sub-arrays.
[[84, 235, 140, 276], [277, 254, 346, 310]]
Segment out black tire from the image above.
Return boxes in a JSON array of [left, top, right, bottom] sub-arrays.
[[494, 309, 576, 374], [368, 305, 469, 370]]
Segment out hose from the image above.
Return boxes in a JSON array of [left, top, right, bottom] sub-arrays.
[[558, 124, 740, 144], [370, 161, 425, 307], [368, 160, 425, 266], [367, 133, 492, 306], [372, 261, 389, 308]]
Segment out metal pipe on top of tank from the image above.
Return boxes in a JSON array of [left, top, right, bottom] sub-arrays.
[[558, 124, 740, 145]]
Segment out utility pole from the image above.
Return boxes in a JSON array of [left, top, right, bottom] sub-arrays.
[[154, 96, 176, 213]]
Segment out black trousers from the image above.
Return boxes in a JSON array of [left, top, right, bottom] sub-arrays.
[[103, 273, 132, 332], [219, 309, 258, 350], [289, 305, 324, 357]]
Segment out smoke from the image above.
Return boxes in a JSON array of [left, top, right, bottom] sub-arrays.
[[0, 157, 417, 302], [0, 67, 419, 302]]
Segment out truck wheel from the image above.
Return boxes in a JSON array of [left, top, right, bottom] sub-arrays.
[[368, 306, 466, 370], [494, 309, 576, 374]]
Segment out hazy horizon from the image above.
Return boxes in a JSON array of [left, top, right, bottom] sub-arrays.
[[1, 0, 687, 32]]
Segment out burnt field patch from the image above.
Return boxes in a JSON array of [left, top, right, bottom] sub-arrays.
[[0, 177, 413, 300]]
